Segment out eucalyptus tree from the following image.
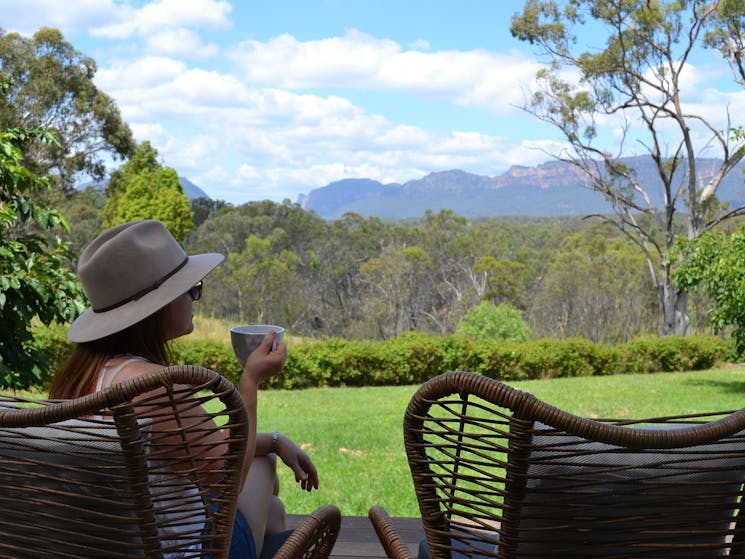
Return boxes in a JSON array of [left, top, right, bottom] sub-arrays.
[[0, 27, 134, 189], [225, 235, 303, 327], [302, 212, 396, 338], [511, 0, 745, 336], [529, 233, 658, 343], [413, 210, 484, 334], [190, 197, 229, 229], [358, 245, 434, 338]]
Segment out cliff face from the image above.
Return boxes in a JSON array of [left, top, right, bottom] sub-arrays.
[[404, 169, 497, 192], [494, 161, 589, 189], [298, 156, 745, 220]]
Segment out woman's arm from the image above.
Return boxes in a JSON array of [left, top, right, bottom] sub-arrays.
[[237, 330, 286, 487], [255, 432, 319, 491]]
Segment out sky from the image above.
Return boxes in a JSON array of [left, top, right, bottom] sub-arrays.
[[2, 0, 744, 205]]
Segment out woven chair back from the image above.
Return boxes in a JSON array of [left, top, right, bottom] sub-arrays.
[[0, 365, 248, 559], [405, 371, 745, 559]]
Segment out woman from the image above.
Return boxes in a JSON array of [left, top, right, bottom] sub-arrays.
[[50, 219, 318, 558]]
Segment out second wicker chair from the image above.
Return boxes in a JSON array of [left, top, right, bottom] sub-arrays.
[[370, 371, 745, 558]]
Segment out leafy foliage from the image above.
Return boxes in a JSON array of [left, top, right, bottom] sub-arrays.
[[530, 231, 658, 343], [102, 141, 193, 242], [36, 328, 728, 390], [673, 228, 745, 356], [225, 234, 303, 324], [456, 302, 532, 342], [0, 86, 85, 388], [191, 197, 230, 228], [0, 27, 134, 189], [63, 190, 716, 346], [34, 324, 725, 391]]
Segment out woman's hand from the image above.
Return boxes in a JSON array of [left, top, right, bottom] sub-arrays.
[[242, 330, 286, 385], [275, 435, 319, 492]]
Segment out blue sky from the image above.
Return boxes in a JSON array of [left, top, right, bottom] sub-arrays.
[[2, 1, 743, 205]]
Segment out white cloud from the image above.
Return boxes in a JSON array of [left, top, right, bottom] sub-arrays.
[[96, 56, 188, 89], [0, 0, 120, 35], [91, 0, 232, 39], [146, 28, 220, 59], [228, 30, 541, 115], [11, 2, 742, 207], [88, 44, 569, 205]]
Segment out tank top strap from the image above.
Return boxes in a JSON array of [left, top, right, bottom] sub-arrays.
[[97, 355, 151, 391]]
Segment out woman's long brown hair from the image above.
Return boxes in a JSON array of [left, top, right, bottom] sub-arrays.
[[49, 306, 174, 399]]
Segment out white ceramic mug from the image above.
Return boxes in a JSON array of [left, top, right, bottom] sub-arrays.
[[230, 324, 285, 367]]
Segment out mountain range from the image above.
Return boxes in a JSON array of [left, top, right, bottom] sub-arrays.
[[297, 156, 745, 220], [77, 176, 209, 201], [178, 176, 210, 200]]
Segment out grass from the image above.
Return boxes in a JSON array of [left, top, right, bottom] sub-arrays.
[[259, 366, 745, 517]]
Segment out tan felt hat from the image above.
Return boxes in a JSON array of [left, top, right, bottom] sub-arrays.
[[67, 220, 224, 343]]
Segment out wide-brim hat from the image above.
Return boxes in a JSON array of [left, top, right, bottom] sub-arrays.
[[68, 220, 224, 343]]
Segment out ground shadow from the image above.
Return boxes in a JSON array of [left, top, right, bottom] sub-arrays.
[[681, 377, 745, 396]]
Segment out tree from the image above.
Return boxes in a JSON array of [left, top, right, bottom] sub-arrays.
[[456, 302, 532, 342], [54, 185, 106, 257], [414, 210, 483, 334], [224, 234, 302, 326], [191, 197, 229, 229], [0, 28, 135, 189], [300, 211, 393, 338], [673, 226, 745, 355], [529, 232, 657, 343], [472, 256, 527, 308], [358, 245, 433, 338], [0, 85, 85, 388], [102, 141, 193, 242], [510, 0, 745, 336]]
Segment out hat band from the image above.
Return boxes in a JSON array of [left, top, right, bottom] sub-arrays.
[[91, 256, 189, 313]]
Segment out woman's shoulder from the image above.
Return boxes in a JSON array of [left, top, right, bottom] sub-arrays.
[[106, 355, 165, 386]]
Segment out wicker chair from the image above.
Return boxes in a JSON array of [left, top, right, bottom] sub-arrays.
[[0, 364, 340, 559], [369, 371, 745, 559]]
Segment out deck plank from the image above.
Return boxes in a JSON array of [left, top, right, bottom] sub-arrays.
[[287, 514, 424, 559]]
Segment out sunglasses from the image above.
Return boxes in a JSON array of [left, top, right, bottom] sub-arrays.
[[187, 281, 203, 301]]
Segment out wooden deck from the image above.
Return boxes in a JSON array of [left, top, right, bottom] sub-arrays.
[[287, 514, 424, 559]]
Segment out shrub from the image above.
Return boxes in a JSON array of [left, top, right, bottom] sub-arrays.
[[28, 322, 74, 388], [620, 335, 726, 374], [172, 338, 243, 384], [30, 326, 728, 390], [456, 302, 531, 342]]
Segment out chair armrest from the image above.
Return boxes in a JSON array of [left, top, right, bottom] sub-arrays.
[[368, 505, 414, 559], [272, 504, 341, 559]]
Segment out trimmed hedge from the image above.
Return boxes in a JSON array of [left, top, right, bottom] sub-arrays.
[[32, 324, 729, 390]]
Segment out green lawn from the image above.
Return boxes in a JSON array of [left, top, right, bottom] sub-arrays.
[[259, 367, 745, 517]]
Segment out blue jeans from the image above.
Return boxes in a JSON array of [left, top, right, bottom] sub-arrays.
[[229, 509, 257, 559]]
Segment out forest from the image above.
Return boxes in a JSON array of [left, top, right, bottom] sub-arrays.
[[54, 186, 719, 346]]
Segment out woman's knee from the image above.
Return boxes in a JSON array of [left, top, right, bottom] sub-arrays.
[[265, 496, 287, 535]]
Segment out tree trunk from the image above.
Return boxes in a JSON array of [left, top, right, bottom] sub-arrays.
[[658, 282, 689, 336]]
